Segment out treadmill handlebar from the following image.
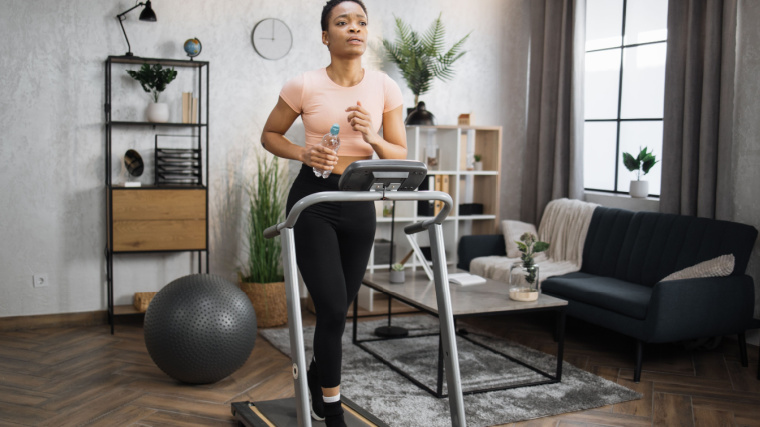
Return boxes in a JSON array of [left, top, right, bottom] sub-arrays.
[[263, 190, 453, 238]]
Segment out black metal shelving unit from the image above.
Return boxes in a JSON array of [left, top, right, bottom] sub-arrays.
[[105, 56, 210, 333]]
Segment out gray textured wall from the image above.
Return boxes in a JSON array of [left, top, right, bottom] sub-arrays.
[[0, 0, 513, 316]]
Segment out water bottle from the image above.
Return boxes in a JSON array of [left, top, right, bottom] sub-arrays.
[[313, 123, 340, 178]]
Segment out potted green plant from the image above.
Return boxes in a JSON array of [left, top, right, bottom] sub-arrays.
[[389, 250, 414, 284], [473, 153, 483, 171], [390, 263, 405, 283], [382, 13, 469, 124], [509, 232, 549, 301], [239, 154, 288, 328], [622, 147, 658, 198], [126, 63, 177, 123]]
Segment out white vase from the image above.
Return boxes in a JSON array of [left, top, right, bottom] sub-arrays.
[[146, 102, 169, 123], [629, 180, 649, 198]]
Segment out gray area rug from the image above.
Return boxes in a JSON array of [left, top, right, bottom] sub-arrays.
[[259, 316, 641, 426]]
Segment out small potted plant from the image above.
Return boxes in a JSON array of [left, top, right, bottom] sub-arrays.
[[509, 232, 549, 301], [389, 250, 414, 284], [127, 63, 177, 123], [390, 263, 405, 284], [473, 154, 483, 171], [622, 147, 658, 198], [239, 154, 288, 328], [382, 13, 469, 124]]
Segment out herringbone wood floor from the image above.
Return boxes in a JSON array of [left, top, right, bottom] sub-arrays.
[[0, 296, 758, 426]]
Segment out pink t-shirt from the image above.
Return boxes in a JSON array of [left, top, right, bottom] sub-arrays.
[[279, 68, 404, 156]]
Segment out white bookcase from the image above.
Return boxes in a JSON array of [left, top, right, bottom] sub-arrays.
[[358, 125, 502, 310]]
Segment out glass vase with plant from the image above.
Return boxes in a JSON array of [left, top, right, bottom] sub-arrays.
[[382, 13, 469, 116], [509, 232, 549, 301], [239, 154, 288, 327]]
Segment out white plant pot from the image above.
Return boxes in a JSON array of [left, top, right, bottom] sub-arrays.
[[146, 102, 169, 123], [389, 269, 405, 284], [474, 161, 483, 171], [629, 180, 649, 198]]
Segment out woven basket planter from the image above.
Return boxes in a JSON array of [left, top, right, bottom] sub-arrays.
[[133, 292, 157, 312], [239, 281, 288, 328]]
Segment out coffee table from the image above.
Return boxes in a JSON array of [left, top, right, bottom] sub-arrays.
[[353, 269, 568, 397]]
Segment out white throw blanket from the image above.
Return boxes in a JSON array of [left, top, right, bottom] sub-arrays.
[[470, 198, 599, 284]]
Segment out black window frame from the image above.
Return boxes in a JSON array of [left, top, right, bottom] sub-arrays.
[[583, 0, 667, 197]]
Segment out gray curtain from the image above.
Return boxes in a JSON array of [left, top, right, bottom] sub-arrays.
[[520, 0, 586, 225], [660, 0, 737, 220]]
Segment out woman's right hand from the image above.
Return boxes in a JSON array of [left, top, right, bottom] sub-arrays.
[[302, 145, 338, 171]]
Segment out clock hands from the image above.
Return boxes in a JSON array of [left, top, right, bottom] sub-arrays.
[[257, 21, 275, 41], [252, 18, 291, 59]]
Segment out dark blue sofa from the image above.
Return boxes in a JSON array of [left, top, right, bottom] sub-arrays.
[[458, 206, 758, 382]]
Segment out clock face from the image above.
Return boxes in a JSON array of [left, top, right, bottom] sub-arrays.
[[251, 18, 292, 60]]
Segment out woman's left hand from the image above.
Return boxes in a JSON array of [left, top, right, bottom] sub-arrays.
[[346, 101, 380, 146]]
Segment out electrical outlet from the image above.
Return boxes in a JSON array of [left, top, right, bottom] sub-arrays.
[[33, 274, 49, 288]]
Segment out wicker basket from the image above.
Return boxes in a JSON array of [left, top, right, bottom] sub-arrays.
[[239, 281, 288, 328], [133, 292, 157, 312]]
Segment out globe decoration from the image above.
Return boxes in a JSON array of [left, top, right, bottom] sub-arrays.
[[184, 38, 202, 59], [144, 274, 257, 384]]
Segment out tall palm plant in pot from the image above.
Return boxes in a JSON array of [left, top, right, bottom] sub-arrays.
[[382, 13, 469, 124], [239, 154, 288, 328]]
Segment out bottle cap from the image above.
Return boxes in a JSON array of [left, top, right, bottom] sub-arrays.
[[330, 124, 340, 135]]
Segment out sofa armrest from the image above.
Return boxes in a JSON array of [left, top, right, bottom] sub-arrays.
[[457, 234, 505, 271], [644, 275, 755, 342]]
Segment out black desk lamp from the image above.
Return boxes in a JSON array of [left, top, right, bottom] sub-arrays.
[[116, 1, 157, 56]]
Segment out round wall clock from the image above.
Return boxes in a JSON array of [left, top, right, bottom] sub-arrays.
[[251, 18, 293, 60]]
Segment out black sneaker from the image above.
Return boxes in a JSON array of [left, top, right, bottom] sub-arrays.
[[323, 400, 346, 427], [307, 359, 324, 421]]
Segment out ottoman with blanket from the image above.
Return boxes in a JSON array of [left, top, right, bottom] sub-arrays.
[[458, 199, 758, 382]]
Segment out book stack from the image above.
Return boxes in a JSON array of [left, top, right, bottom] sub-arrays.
[[433, 174, 450, 216], [182, 92, 199, 124]]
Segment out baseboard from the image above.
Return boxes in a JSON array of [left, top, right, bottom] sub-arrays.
[[0, 311, 108, 331]]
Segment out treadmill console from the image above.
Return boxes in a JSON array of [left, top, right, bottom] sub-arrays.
[[337, 159, 427, 192]]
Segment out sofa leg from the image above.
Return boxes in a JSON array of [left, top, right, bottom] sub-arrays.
[[738, 332, 748, 367], [634, 340, 643, 383]]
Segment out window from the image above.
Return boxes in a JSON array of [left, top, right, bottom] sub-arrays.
[[583, 0, 668, 196]]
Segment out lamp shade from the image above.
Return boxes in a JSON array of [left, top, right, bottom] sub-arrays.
[[139, 1, 157, 21]]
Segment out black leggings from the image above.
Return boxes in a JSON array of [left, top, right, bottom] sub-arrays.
[[286, 164, 376, 388]]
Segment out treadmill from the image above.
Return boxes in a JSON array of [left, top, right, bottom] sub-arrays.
[[232, 159, 466, 427]]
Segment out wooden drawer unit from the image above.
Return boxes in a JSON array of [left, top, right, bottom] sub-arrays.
[[111, 189, 206, 252]]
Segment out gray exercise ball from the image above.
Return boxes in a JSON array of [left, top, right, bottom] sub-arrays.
[[144, 274, 257, 384]]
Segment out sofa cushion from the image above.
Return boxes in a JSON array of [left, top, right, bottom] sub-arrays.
[[542, 272, 652, 320], [660, 254, 734, 282], [502, 220, 537, 258]]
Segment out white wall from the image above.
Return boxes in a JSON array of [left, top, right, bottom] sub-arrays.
[[0, 0, 512, 316], [2, 0, 758, 327]]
